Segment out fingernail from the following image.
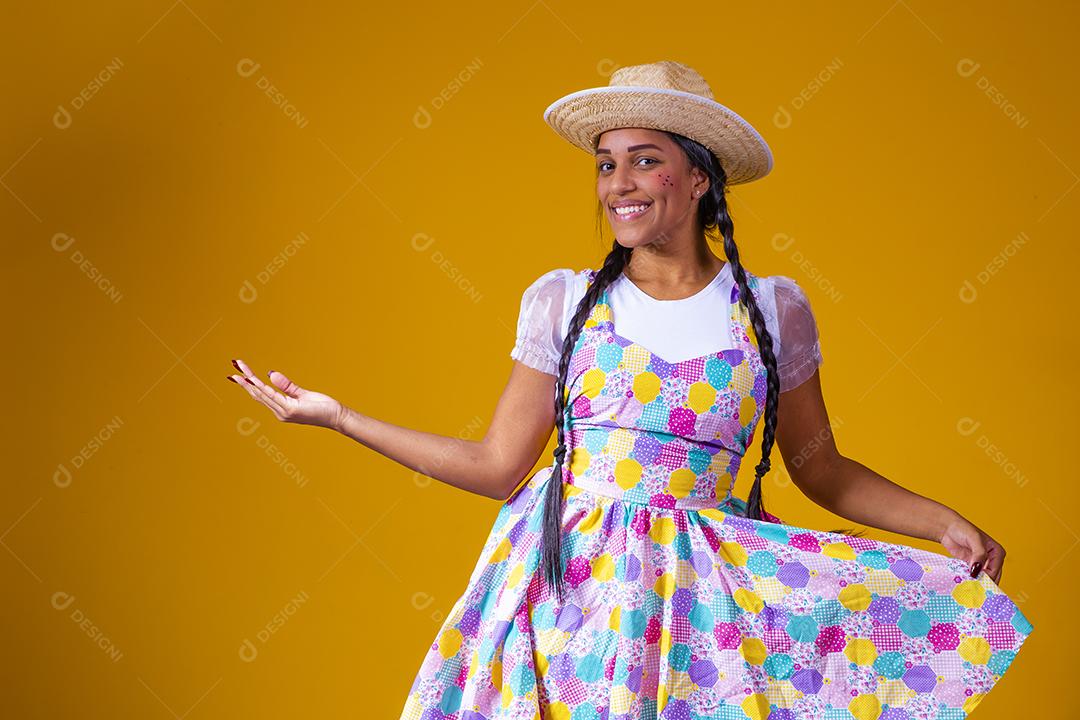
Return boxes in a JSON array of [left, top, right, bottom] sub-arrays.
[[267, 370, 275, 376], [969, 561, 981, 577], [244, 377, 256, 386], [231, 359, 241, 371], [226, 376, 238, 384]]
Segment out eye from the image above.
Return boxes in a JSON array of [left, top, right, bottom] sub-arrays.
[[597, 157, 657, 173]]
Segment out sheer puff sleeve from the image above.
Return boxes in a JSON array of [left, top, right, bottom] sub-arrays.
[[770, 275, 824, 392], [509, 268, 576, 376]]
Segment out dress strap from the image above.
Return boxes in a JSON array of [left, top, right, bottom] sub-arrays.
[[729, 269, 764, 349]]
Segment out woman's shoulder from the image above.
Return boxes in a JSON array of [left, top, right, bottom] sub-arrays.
[[518, 268, 591, 319], [760, 273, 813, 310], [750, 273, 820, 349], [519, 267, 577, 302], [524, 266, 592, 289], [745, 272, 809, 306], [735, 272, 818, 343]]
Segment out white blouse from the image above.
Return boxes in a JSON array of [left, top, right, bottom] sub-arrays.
[[509, 264, 824, 393]]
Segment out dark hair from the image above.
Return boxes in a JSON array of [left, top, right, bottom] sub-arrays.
[[540, 131, 862, 603]]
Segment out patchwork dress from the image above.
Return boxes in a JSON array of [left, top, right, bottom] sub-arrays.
[[398, 267, 1034, 720]]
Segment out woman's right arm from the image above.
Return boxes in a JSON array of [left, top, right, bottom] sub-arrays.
[[229, 357, 558, 502], [332, 360, 557, 500]]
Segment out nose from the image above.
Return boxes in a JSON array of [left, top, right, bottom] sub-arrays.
[[608, 162, 636, 196]]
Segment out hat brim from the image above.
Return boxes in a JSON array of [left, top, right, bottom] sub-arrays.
[[543, 86, 773, 185]]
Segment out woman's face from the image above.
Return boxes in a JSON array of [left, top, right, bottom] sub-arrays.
[[595, 127, 707, 248]]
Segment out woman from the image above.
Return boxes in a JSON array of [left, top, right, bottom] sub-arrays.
[[228, 61, 1032, 719]]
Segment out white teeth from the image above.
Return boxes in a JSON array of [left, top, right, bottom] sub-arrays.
[[614, 204, 650, 215]]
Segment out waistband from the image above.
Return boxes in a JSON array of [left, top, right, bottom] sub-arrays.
[[557, 462, 738, 512]]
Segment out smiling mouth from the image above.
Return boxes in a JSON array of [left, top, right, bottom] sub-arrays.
[[612, 203, 652, 221]]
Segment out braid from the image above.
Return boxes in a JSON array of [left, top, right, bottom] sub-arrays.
[[717, 202, 779, 523], [671, 131, 864, 538], [540, 240, 632, 602]]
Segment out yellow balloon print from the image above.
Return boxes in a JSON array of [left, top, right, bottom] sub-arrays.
[[741, 693, 770, 720], [659, 627, 673, 656], [838, 583, 872, 611], [569, 446, 591, 477], [740, 637, 768, 665], [546, 702, 571, 720], [614, 457, 643, 490], [649, 517, 677, 545], [576, 506, 603, 534], [963, 693, 988, 714], [733, 587, 764, 613], [582, 368, 606, 399], [844, 637, 878, 665], [489, 537, 512, 564], [592, 553, 615, 581], [438, 627, 463, 658], [738, 394, 757, 424], [654, 572, 676, 599], [719, 541, 748, 566], [848, 693, 882, 720], [667, 468, 697, 498], [533, 650, 548, 676], [952, 579, 987, 608], [822, 542, 857, 560], [633, 371, 661, 403], [698, 507, 727, 523], [687, 381, 716, 413], [958, 636, 992, 664]]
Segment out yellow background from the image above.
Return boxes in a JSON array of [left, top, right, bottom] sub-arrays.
[[3, 1, 1073, 717]]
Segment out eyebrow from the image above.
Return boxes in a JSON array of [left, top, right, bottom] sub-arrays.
[[595, 143, 663, 157]]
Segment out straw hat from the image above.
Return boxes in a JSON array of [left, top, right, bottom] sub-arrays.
[[543, 60, 773, 185]]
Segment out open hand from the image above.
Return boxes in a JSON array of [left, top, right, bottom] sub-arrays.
[[938, 514, 1006, 585], [227, 358, 344, 430]]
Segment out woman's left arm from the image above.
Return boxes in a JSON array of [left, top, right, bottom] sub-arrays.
[[774, 369, 1006, 583]]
